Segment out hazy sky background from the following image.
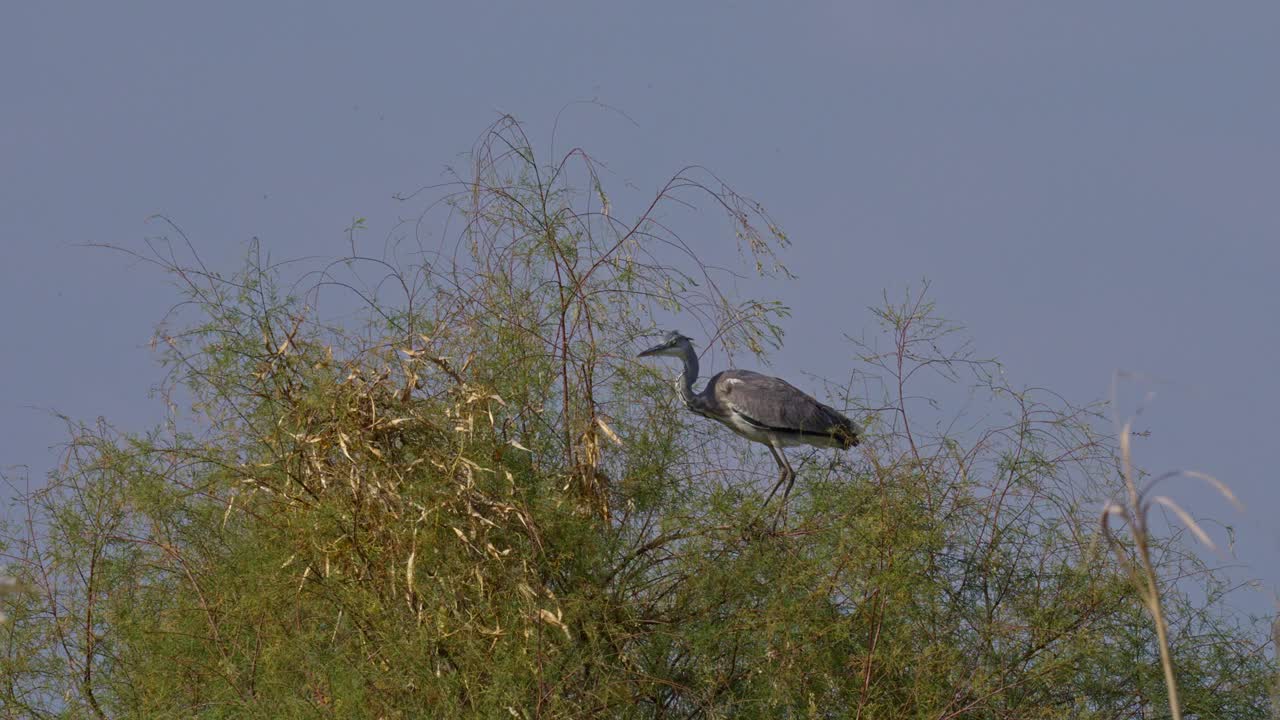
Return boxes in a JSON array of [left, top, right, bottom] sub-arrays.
[[4, 4, 1277, 614]]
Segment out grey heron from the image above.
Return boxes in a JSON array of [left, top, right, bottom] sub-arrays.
[[638, 331, 860, 520]]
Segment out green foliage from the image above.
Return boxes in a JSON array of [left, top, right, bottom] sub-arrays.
[[2, 117, 1273, 718]]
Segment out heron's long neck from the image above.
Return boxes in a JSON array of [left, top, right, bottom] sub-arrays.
[[677, 347, 699, 405]]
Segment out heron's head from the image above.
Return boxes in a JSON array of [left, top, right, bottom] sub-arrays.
[[637, 331, 694, 359]]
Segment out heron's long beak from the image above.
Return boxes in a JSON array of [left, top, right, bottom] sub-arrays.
[[637, 342, 667, 358]]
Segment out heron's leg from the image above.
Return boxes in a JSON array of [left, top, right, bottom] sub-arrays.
[[777, 451, 797, 509], [761, 444, 790, 509], [772, 451, 797, 529]]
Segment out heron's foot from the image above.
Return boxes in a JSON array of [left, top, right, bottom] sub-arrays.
[[769, 503, 790, 533]]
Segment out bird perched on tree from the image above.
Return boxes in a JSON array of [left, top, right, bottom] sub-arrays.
[[638, 331, 860, 522]]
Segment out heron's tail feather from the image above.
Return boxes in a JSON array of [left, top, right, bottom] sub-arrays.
[[820, 404, 861, 449]]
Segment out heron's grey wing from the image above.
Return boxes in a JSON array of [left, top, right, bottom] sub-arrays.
[[714, 370, 860, 446]]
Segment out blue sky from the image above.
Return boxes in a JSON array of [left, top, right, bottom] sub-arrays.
[[3, 3, 1277, 613]]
